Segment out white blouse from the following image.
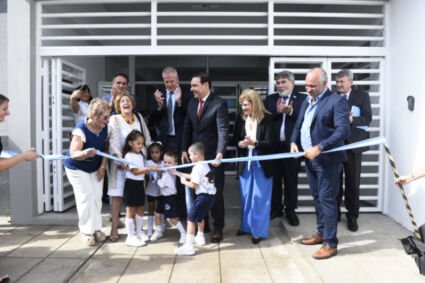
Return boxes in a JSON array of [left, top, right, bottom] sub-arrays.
[[244, 116, 258, 170], [108, 113, 152, 158], [108, 113, 152, 190]]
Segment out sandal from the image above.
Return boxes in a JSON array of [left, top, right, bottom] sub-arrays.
[[109, 235, 120, 242]]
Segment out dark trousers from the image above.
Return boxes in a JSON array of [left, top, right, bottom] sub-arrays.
[[338, 150, 362, 219], [211, 165, 225, 231], [164, 135, 187, 220], [305, 160, 341, 248], [271, 141, 301, 214]]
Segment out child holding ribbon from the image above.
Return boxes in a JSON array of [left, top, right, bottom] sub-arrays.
[[145, 141, 165, 238], [122, 130, 150, 247], [175, 142, 216, 256], [150, 151, 186, 244]]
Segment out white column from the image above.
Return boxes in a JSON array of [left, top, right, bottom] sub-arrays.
[[7, 0, 36, 224]]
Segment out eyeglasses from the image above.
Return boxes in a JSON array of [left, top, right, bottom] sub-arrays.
[[98, 114, 110, 121]]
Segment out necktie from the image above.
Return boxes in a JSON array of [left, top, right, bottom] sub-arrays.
[[167, 92, 174, 134], [197, 99, 204, 120], [280, 95, 289, 103]]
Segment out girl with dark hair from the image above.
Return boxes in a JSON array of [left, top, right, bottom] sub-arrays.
[[145, 141, 165, 238], [122, 130, 150, 247]]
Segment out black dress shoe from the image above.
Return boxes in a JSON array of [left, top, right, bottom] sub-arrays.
[[236, 229, 249, 236], [285, 210, 300, 226], [251, 237, 262, 244], [270, 211, 283, 220], [347, 217, 358, 232], [211, 230, 223, 243]]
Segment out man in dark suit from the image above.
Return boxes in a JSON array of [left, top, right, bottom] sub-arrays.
[[264, 71, 306, 225], [149, 66, 190, 219], [181, 72, 229, 243], [149, 66, 189, 153], [291, 68, 350, 259], [335, 69, 372, 232]]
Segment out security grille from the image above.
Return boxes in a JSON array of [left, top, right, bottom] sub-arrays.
[[269, 57, 384, 212], [37, 58, 85, 212], [37, 0, 385, 50]]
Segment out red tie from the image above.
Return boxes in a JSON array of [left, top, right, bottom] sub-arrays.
[[197, 99, 204, 120]]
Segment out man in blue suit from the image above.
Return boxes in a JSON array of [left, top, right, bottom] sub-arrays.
[[290, 67, 350, 259]]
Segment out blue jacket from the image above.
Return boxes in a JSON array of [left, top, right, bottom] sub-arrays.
[[291, 89, 350, 166]]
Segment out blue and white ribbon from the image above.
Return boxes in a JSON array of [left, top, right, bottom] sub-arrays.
[[1, 136, 387, 171]]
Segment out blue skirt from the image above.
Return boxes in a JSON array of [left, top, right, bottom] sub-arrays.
[[239, 156, 273, 238]]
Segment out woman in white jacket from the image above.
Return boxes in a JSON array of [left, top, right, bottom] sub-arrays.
[[108, 92, 151, 241]]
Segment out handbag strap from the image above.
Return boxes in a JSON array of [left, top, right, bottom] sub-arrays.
[[134, 112, 144, 136]]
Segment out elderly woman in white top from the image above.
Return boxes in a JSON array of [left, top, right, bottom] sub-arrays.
[[108, 92, 151, 241]]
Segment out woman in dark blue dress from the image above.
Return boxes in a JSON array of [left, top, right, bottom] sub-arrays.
[[234, 89, 274, 244]]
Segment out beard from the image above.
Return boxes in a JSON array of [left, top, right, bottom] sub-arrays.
[[278, 89, 291, 96]]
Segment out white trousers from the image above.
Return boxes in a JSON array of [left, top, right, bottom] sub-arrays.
[[65, 168, 103, 235]]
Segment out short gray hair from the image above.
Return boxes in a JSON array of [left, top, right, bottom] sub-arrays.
[[275, 71, 295, 82], [336, 69, 354, 80], [307, 68, 328, 84], [162, 66, 178, 79]]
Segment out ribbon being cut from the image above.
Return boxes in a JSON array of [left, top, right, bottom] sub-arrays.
[[1, 136, 386, 169]]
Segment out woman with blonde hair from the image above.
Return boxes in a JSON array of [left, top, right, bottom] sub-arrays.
[[64, 98, 110, 246], [234, 88, 275, 244], [107, 92, 152, 242]]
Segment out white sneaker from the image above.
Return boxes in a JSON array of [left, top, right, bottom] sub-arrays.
[[150, 230, 163, 241], [147, 228, 153, 238], [179, 234, 186, 244], [175, 244, 195, 256], [194, 234, 206, 246], [125, 236, 146, 247], [138, 232, 150, 242]]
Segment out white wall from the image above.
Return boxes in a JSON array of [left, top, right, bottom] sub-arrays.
[[385, 0, 425, 230], [0, 13, 7, 135], [7, 0, 36, 224], [62, 56, 105, 98]]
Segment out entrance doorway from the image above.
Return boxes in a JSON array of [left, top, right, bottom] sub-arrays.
[[36, 55, 384, 216]]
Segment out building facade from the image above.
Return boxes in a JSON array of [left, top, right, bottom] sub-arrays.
[[3, 0, 425, 231]]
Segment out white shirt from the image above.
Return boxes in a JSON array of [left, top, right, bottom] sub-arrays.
[[191, 163, 216, 195], [145, 160, 163, 197], [125, 152, 145, 181], [157, 171, 177, 196], [73, 100, 89, 125], [166, 88, 178, 135], [279, 95, 290, 141], [245, 116, 257, 170], [108, 114, 152, 158]]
